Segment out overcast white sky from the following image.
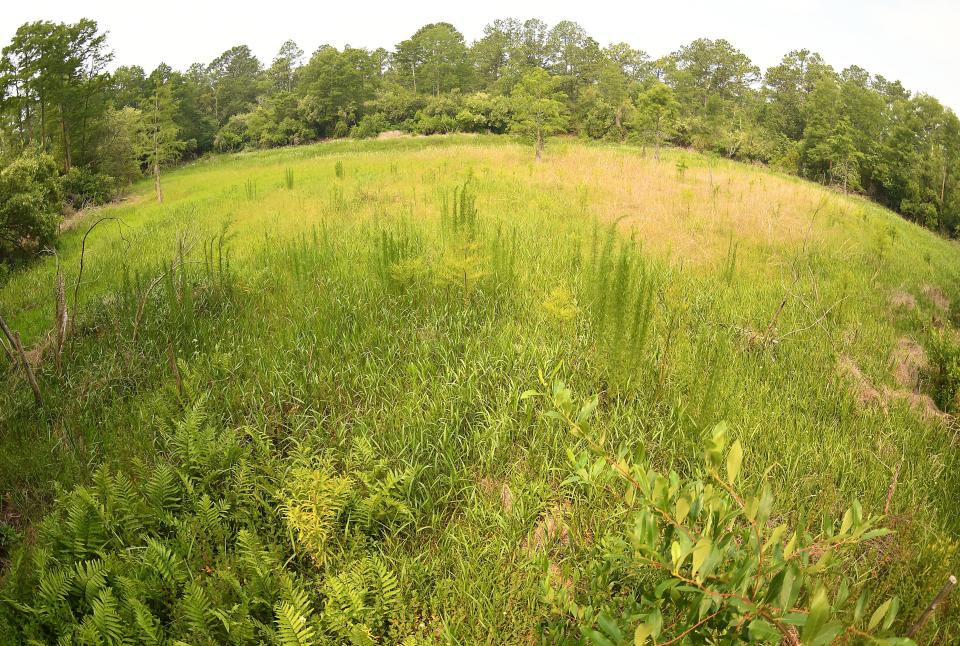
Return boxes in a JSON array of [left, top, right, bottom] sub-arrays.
[[2, 0, 957, 111]]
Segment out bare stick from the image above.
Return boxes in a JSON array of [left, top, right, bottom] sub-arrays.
[[131, 235, 198, 344], [907, 575, 957, 638], [0, 314, 44, 408], [70, 216, 129, 340], [167, 341, 184, 399]]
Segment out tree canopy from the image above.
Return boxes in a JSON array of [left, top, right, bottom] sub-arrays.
[[2, 16, 960, 241]]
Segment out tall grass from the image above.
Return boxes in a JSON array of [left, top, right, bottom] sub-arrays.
[[1, 135, 958, 641]]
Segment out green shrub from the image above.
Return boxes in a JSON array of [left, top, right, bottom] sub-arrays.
[[352, 113, 390, 139], [63, 166, 117, 207], [0, 150, 63, 264], [530, 381, 913, 645]]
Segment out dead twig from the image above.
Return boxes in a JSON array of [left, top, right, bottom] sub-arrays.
[[53, 254, 68, 373], [131, 235, 198, 345], [0, 313, 43, 408], [167, 341, 184, 399], [70, 216, 129, 340], [907, 575, 957, 638]]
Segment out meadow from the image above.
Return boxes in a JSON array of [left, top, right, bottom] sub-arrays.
[[1, 135, 958, 643]]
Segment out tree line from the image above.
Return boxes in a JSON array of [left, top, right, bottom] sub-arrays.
[[2, 17, 959, 264]]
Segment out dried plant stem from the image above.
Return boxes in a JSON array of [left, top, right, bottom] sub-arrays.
[[907, 575, 957, 638], [0, 313, 43, 407]]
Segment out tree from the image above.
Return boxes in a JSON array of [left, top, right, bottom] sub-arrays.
[[471, 19, 522, 90], [94, 106, 142, 186], [544, 20, 601, 100], [139, 82, 184, 203], [634, 82, 680, 160], [1, 19, 112, 171], [206, 45, 263, 125], [0, 151, 62, 264], [269, 40, 304, 93], [392, 23, 471, 96], [509, 68, 568, 161], [763, 49, 832, 142], [299, 46, 382, 136]]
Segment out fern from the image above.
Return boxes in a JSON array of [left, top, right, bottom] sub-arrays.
[[89, 588, 124, 646], [142, 537, 185, 588], [181, 581, 215, 638], [74, 558, 109, 605], [37, 567, 73, 608], [274, 587, 316, 646]]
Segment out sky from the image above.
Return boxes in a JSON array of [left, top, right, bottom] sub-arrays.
[[2, 0, 958, 111]]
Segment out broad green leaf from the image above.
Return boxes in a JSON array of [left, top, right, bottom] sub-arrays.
[[779, 565, 796, 611], [692, 538, 711, 580], [675, 497, 691, 523], [883, 597, 900, 631], [784, 531, 798, 558], [726, 439, 743, 484], [802, 587, 830, 642], [670, 541, 683, 572], [634, 624, 652, 646], [748, 618, 780, 641], [839, 509, 853, 536]]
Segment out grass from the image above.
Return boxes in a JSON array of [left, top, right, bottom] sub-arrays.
[[1, 134, 959, 641]]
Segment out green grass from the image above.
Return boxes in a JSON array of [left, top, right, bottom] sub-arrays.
[[1, 135, 959, 642]]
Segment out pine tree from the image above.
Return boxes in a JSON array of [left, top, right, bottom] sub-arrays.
[[139, 81, 184, 203], [509, 68, 568, 161]]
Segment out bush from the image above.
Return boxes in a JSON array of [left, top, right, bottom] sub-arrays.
[[531, 381, 912, 645], [0, 151, 63, 264], [351, 113, 390, 139], [63, 166, 117, 207]]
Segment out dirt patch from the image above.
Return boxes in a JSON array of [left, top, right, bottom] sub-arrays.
[[525, 501, 571, 555], [888, 290, 917, 311], [478, 477, 514, 514], [883, 388, 948, 423], [377, 130, 408, 140], [890, 337, 929, 390], [922, 284, 951, 313], [839, 349, 950, 423], [838, 355, 885, 409]]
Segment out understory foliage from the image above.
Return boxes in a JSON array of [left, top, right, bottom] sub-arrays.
[[1, 401, 412, 645], [532, 381, 913, 645]]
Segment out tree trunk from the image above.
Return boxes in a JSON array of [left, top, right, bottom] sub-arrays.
[[535, 130, 543, 162], [942, 162, 947, 205], [154, 163, 163, 203], [59, 103, 72, 172], [40, 99, 47, 150]]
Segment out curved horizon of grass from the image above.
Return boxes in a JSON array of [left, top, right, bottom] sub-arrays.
[[1, 134, 959, 641]]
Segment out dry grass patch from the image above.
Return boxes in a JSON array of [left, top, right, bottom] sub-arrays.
[[890, 337, 929, 390]]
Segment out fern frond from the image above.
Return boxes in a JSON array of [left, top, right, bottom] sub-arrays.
[[90, 587, 125, 645], [142, 537, 185, 587], [274, 587, 316, 646], [181, 581, 214, 637], [74, 558, 108, 604]]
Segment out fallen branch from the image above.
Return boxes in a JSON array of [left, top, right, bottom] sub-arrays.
[[54, 255, 68, 373], [131, 235, 198, 345], [70, 216, 129, 340], [0, 313, 43, 408], [907, 575, 957, 638]]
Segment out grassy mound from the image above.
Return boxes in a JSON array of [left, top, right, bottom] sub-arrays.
[[1, 136, 958, 642]]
